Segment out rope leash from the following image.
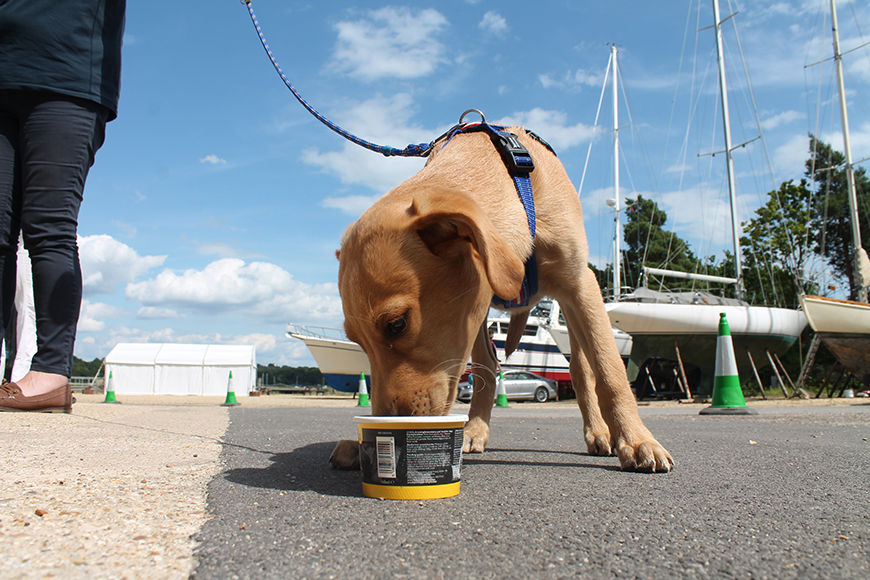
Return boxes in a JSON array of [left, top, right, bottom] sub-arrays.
[[242, 0, 430, 158], [241, 0, 541, 308]]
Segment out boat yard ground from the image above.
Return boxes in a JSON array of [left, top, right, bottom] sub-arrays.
[[2, 395, 867, 579]]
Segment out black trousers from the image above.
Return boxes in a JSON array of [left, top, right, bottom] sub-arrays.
[[0, 90, 109, 377]]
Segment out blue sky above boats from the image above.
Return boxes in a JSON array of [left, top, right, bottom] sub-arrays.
[[74, 0, 870, 365]]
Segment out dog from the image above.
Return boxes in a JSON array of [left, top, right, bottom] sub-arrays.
[[329, 125, 673, 473]]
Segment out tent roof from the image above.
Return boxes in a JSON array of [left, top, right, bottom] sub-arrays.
[[105, 343, 256, 366]]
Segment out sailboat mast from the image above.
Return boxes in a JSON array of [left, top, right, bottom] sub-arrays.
[[712, 0, 745, 300], [830, 0, 869, 303], [612, 45, 621, 300]]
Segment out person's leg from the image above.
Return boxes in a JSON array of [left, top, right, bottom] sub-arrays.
[[0, 96, 23, 366], [15, 93, 108, 396]]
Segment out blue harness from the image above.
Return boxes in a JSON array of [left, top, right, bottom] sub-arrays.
[[439, 119, 539, 309]]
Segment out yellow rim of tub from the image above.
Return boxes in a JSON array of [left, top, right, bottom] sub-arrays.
[[354, 415, 468, 434], [361, 481, 461, 500]]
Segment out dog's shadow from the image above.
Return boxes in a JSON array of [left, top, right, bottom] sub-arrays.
[[222, 443, 622, 497], [222, 442, 362, 498], [465, 447, 623, 471]]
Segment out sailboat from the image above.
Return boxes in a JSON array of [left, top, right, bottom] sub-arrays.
[[800, 0, 870, 386], [552, 4, 807, 395]]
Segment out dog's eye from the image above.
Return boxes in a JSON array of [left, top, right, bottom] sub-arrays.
[[386, 315, 408, 338]]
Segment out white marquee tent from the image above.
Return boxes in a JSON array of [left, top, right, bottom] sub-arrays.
[[104, 343, 256, 396]]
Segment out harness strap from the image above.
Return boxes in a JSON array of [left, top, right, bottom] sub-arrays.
[[441, 119, 539, 309]]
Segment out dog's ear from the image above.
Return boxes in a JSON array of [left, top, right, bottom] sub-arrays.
[[335, 248, 341, 261], [411, 191, 525, 300]]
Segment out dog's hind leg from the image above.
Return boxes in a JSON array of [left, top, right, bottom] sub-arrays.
[[463, 321, 500, 453]]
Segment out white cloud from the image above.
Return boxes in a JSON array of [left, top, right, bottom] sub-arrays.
[[82, 326, 310, 366], [538, 74, 558, 89], [196, 241, 268, 259], [124, 258, 342, 323], [772, 133, 811, 181], [331, 7, 449, 81], [112, 220, 137, 238], [539, 68, 606, 91], [496, 108, 595, 151], [78, 300, 127, 332], [322, 194, 381, 215], [199, 154, 227, 165], [760, 110, 803, 131], [300, 93, 429, 194], [479, 11, 508, 34], [137, 306, 181, 319], [78, 235, 166, 296]]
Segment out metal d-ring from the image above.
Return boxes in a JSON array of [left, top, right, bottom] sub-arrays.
[[459, 109, 486, 124]]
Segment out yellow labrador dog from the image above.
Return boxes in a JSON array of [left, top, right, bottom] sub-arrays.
[[330, 124, 673, 473]]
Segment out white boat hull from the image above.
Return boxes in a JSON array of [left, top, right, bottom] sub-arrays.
[[287, 326, 371, 392], [288, 308, 574, 392], [486, 311, 571, 382], [604, 302, 807, 394], [801, 295, 870, 385], [544, 325, 633, 361]]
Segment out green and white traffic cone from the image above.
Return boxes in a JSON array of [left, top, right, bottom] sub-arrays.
[[357, 372, 370, 407], [700, 313, 757, 415], [102, 370, 119, 403], [222, 371, 240, 407], [495, 370, 509, 407]]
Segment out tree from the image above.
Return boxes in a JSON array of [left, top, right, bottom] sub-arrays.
[[805, 135, 870, 300], [72, 357, 104, 378], [257, 364, 323, 386], [621, 194, 726, 292], [739, 179, 816, 308]]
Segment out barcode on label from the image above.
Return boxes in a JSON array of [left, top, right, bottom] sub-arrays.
[[376, 436, 396, 479]]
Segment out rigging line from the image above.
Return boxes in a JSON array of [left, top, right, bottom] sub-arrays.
[[617, 57, 657, 195], [722, 15, 798, 296], [577, 51, 612, 198], [807, 5, 830, 274], [657, 0, 696, 199], [642, 0, 703, 282], [726, 0, 777, 194]]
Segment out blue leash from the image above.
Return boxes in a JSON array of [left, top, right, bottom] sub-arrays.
[[243, 0, 539, 307], [242, 0, 429, 158]]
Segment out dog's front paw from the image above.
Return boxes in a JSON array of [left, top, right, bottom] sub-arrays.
[[584, 428, 613, 456], [462, 417, 490, 453], [329, 439, 360, 470], [616, 438, 674, 473]]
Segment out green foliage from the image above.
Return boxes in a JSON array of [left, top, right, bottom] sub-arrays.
[[805, 135, 870, 300], [71, 357, 104, 378], [621, 194, 730, 294], [739, 179, 816, 308], [258, 364, 323, 386]]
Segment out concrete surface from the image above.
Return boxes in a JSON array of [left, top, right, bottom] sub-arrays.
[[1, 394, 868, 579]]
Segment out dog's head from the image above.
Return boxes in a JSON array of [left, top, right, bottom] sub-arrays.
[[337, 187, 525, 416]]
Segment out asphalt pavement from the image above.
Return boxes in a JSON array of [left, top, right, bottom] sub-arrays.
[[190, 402, 870, 580]]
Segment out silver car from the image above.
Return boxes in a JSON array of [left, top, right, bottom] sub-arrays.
[[456, 370, 558, 403]]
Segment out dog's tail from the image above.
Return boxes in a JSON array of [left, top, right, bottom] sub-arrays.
[[504, 310, 531, 358]]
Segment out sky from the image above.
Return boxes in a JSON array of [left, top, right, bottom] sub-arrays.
[[72, 0, 870, 366]]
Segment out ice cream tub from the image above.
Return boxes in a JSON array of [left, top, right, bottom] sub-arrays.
[[354, 415, 468, 500]]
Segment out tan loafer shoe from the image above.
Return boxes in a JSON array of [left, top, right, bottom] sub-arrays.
[[0, 382, 73, 413]]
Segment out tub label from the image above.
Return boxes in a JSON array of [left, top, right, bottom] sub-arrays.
[[360, 427, 463, 487]]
